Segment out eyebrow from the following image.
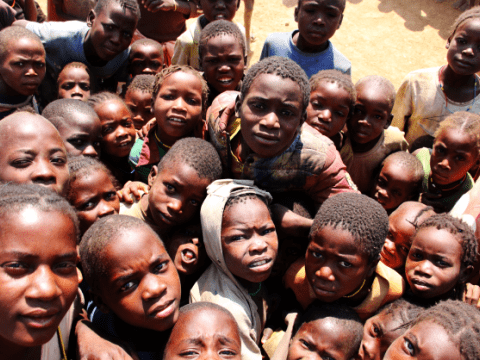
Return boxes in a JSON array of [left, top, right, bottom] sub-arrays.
[[2, 251, 77, 260], [111, 254, 170, 282]]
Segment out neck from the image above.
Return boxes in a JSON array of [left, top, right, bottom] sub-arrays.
[[442, 65, 477, 88], [350, 134, 382, 153], [293, 31, 329, 53], [342, 273, 375, 307], [155, 127, 177, 148]]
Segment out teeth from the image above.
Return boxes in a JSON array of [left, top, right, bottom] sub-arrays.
[[250, 259, 269, 267], [169, 117, 185, 123], [218, 78, 232, 83]]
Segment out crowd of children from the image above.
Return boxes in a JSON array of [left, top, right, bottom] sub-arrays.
[[3, 0, 480, 359]]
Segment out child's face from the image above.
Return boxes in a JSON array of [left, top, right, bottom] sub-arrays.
[[237, 73, 304, 158], [359, 312, 404, 360], [446, 18, 480, 76], [59, 114, 102, 158], [96, 100, 136, 158], [86, 2, 138, 62], [154, 71, 203, 147], [383, 321, 460, 360], [406, 227, 465, 299], [288, 318, 357, 360], [0, 117, 69, 196], [348, 83, 392, 145], [148, 162, 211, 231], [430, 129, 478, 186], [373, 160, 417, 212], [167, 222, 206, 276], [164, 308, 242, 360], [0, 38, 45, 96], [0, 208, 79, 348], [57, 67, 91, 101], [294, 0, 344, 51], [129, 44, 164, 77], [221, 197, 278, 284], [380, 209, 416, 270], [306, 81, 350, 139], [69, 169, 120, 235], [96, 226, 181, 331], [200, 0, 239, 22], [125, 89, 154, 130], [305, 225, 376, 302], [201, 34, 245, 94]]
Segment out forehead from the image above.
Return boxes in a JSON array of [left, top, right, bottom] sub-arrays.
[[435, 128, 477, 148], [205, 33, 243, 50], [125, 89, 152, 101], [299, 0, 345, 9], [381, 160, 415, 181], [247, 73, 302, 100], [59, 67, 89, 79], [453, 17, 480, 37], [160, 71, 203, 91], [177, 308, 238, 335], [298, 318, 353, 353], [96, 100, 130, 119], [0, 118, 64, 148], [356, 82, 391, 107], [95, 2, 138, 27], [131, 44, 163, 57], [407, 321, 460, 359], [412, 227, 463, 257], [5, 37, 44, 56], [312, 81, 351, 100]]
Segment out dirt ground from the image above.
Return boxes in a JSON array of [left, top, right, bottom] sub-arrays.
[[37, 0, 466, 89]]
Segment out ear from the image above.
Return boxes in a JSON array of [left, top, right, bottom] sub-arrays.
[[294, 6, 299, 22], [460, 265, 474, 284], [446, 37, 451, 49], [86, 9, 96, 27], [384, 114, 393, 129], [148, 165, 158, 187], [91, 291, 111, 314]]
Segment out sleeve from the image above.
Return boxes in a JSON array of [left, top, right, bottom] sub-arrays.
[[259, 38, 271, 60], [305, 143, 358, 206], [391, 73, 414, 133], [26, 20, 75, 44], [171, 33, 192, 66]]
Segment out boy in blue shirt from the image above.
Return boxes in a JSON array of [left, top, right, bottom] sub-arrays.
[[260, 0, 350, 78]]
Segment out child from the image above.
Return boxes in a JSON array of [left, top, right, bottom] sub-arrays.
[[42, 98, 102, 158], [128, 38, 165, 78], [305, 69, 356, 149], [57, 62, 92, 101], [191, 179, 278, 360], [0, 112, 69, 196], [0, 183, 82, 360], [199, 20, 246, 107], [384, 300, 480, 360], [88, 91, 136, 185], [380, 201, 435, 272], [163, 302, 242, 360], [207, 57, 356, 236], [392, 7, 480, 145], [122, 137, 222, 237], [405, 213, 477, 305], [260, 0, 350, 78], [129, 66, 207, 183], [359, 299, 423, 360], [0, 26, 45, 119], [15, 0, 140, 97], [371, 151, 424, 213], [171, 0, 245, 70], [124, 74, 155, 131], [80, 214, 182, 358], [415, 111, 480, 212], [341, 75, 408, 194], [284, 193, 404, 320], [271, 303, 363, 360], [67, 155, 120, 236]]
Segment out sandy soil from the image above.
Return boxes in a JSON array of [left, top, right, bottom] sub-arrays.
[[37, 0, 467, 89]]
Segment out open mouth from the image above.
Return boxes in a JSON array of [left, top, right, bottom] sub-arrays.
[[249, 258, 272, 270], [217, 77, 233, 85], [167, 117, 187, 127]]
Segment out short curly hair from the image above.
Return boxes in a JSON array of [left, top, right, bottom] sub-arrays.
[[43, 99, 99, 131], [381, 151, 424, 191], [94, 0, 141, 20], [80, 214, 164, 294], [310, 69, 356, 109], [152, 65, 209, 111], [0, 27, 44, 62], [157, 137, 222, 183], [240, 57, 310, 117], [408, 300, 480, 360], [198, 20, 246, 61], [414, 213, 478, 269], [310, 193, 389, 262], [377, 298, 423, 328], [450, 6, 480, 40], [88, 91, 132, 117], [434, 111, 480, 149], [355, 75, 396, 110], [126, 74, 155, 94]]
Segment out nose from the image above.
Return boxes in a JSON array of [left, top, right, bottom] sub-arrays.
[[82, 144, 99, 158], [318, 109, 332, 123], [25, 66, 38, 77], [141, 273, 167, 301], [383, 239, 396, 255], [415, 260, 433, 277], [172, 97, 187, 112], [32, 159, 56, 185], [359, 339, 379, 360], [262, 112, 280, 129], [110, 30, 121, 46], [167, 197, 183, 214], [438, 157, 451, 170], [315, 265, 335, 282], [463, 46, 475, 57], [97, 199, 117, 218], [72, 84, 83, 96], [249, 235, 268, 254], [377, 187, 388, 199], [26, 266, 62, 301], [218, 63, 230, 72], [115, 125, 128, 139]]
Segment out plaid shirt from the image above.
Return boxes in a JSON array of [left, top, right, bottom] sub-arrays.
[[207, 91, 357, 205]]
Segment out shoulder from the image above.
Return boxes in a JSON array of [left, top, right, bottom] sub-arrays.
[[383, 127, 408, 150], [329, 42, 351, 73], [27, 20, 87, 39]]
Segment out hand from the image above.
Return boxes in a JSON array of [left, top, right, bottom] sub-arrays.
[[136, 118, 156, 140], [271, 204, 313, 237], [218, 100, 236, 133], [76, 320, 140, 360], [261, 327, 273, 345], [463, 283, 480, 309], [0, 0, 16, 29], [117, 181, 149, 204], [141, 0, 175, 12]]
